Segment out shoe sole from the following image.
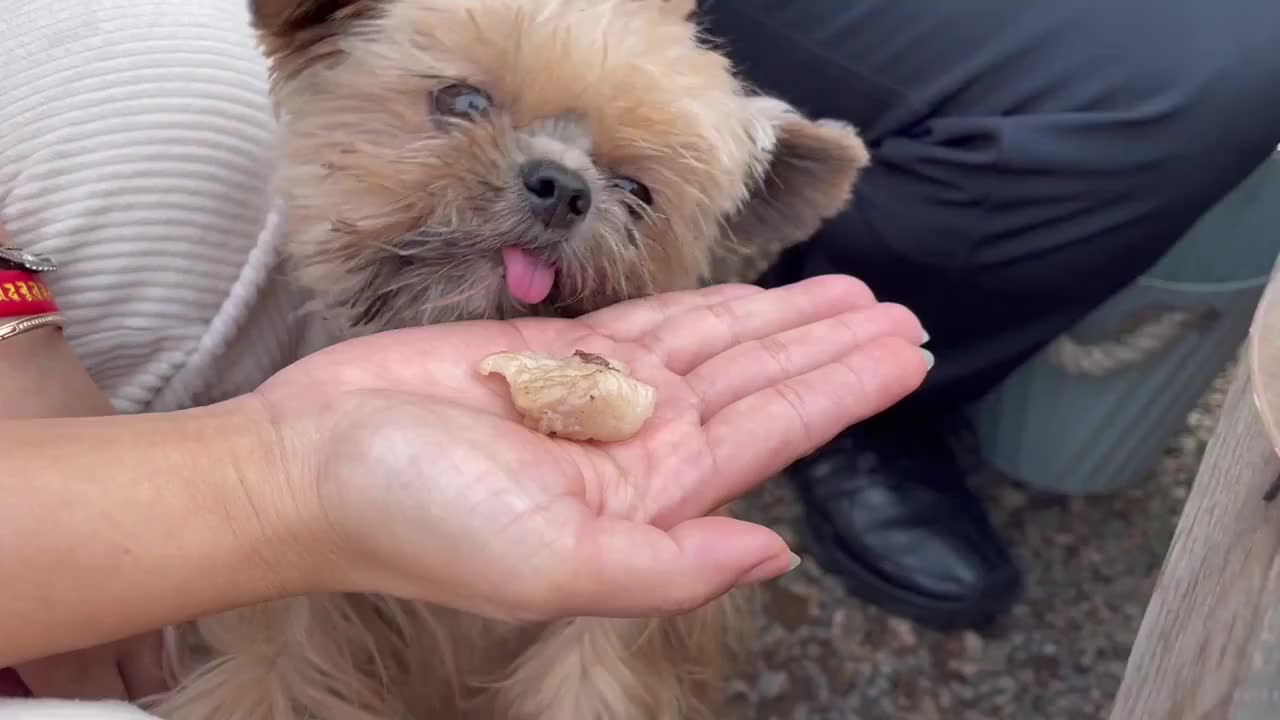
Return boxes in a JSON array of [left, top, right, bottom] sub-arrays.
[[799, 504, 1022, 632]]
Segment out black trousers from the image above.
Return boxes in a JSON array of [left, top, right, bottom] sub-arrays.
[[699, 0, 1280, 412]]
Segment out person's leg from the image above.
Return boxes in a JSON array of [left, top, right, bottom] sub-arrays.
[[699, 0, 1280, 628]]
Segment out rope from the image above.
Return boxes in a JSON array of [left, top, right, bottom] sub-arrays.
[[1045, 305, 1220, 377]]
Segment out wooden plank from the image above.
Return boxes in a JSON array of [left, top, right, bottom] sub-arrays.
[[1233, 550, 1280, 716], [1110, 359, 1280, 719]]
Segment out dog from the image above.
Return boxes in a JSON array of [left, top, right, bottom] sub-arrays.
[[144, 1, 870, 718]]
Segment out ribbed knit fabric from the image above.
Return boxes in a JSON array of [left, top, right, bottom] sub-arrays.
[[0, 0, 329, 414]]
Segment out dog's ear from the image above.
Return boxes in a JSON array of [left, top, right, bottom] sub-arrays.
[[249, 0, 379, 61], [713, 97, 870, 279]]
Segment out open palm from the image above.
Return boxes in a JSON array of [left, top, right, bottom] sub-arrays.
[[257, 277, 928, 619]]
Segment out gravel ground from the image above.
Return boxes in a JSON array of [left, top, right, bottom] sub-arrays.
[[725, 368, 1232, 720]]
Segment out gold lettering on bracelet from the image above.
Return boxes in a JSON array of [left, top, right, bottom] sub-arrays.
[[0, 281, 51, 303]]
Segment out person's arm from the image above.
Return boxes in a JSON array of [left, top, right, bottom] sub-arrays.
[[0, 321, 280, 699], [0, 397, 311, 668], [1, 322, 138, 698], [0, 237, 307, 672]]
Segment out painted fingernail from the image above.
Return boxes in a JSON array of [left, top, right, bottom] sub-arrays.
[[786, 552, 802, 573], [736, 552, 802, 587], [920, 348, 935, 371], [920, 329, 930, 344]]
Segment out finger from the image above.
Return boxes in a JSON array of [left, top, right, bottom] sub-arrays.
[[556, 515, 796, 618], [678, 337, 929, 521], [579, 283, 763, 341], [17, 650, 129, 701], [687, 303, 924, 421], [639, 275, 878, 376]]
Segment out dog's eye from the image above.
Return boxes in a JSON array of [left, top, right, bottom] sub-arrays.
[[431, 83, 492, 119], [612, 177, 653, 217]]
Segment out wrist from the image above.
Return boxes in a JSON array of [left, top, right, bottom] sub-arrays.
[[189, 395, 335, 601]]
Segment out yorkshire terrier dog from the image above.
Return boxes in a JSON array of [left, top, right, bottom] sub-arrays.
[[147, 0, 870, 718]]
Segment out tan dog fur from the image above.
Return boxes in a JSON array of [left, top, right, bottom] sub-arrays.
[[144, 1, 870, 718]]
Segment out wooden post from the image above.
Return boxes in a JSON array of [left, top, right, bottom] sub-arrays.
[[1111, 361, 1280, 718]]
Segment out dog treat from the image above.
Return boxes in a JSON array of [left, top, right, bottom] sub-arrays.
[[478, 350, 657, 442]]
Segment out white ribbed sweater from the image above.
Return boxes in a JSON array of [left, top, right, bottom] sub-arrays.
[[0, 0, 328, 413]]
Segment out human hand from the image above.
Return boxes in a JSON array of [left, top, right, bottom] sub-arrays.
[[253, 276, 929, 620]]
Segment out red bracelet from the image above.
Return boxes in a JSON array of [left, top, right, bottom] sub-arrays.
[[0, 269, 58, 317]]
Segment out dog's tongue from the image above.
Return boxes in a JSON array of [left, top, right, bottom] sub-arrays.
[[502, 247, 556, 305]]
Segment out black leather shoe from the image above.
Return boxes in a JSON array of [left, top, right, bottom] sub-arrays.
[[791, 411, 1021, 630]]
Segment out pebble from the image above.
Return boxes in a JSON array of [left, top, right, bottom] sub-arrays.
[[724, 365, 1224, 718], [887, 618, 918, 648], [962, 631, 985, 659], [757, 671, 790, 702]]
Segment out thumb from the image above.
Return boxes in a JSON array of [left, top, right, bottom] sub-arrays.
[[557, 515, 799, 618]]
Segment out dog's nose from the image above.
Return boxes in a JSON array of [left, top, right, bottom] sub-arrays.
[[519, 159, 592, 231]]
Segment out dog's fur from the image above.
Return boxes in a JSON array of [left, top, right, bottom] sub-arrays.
[[144, 1, 870, 718]]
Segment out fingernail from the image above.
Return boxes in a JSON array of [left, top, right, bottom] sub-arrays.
[[786, 552, 802, 573], [920, 329, 930, 344], [736, 552, 802, 587], [920, 348, 935, 371]]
